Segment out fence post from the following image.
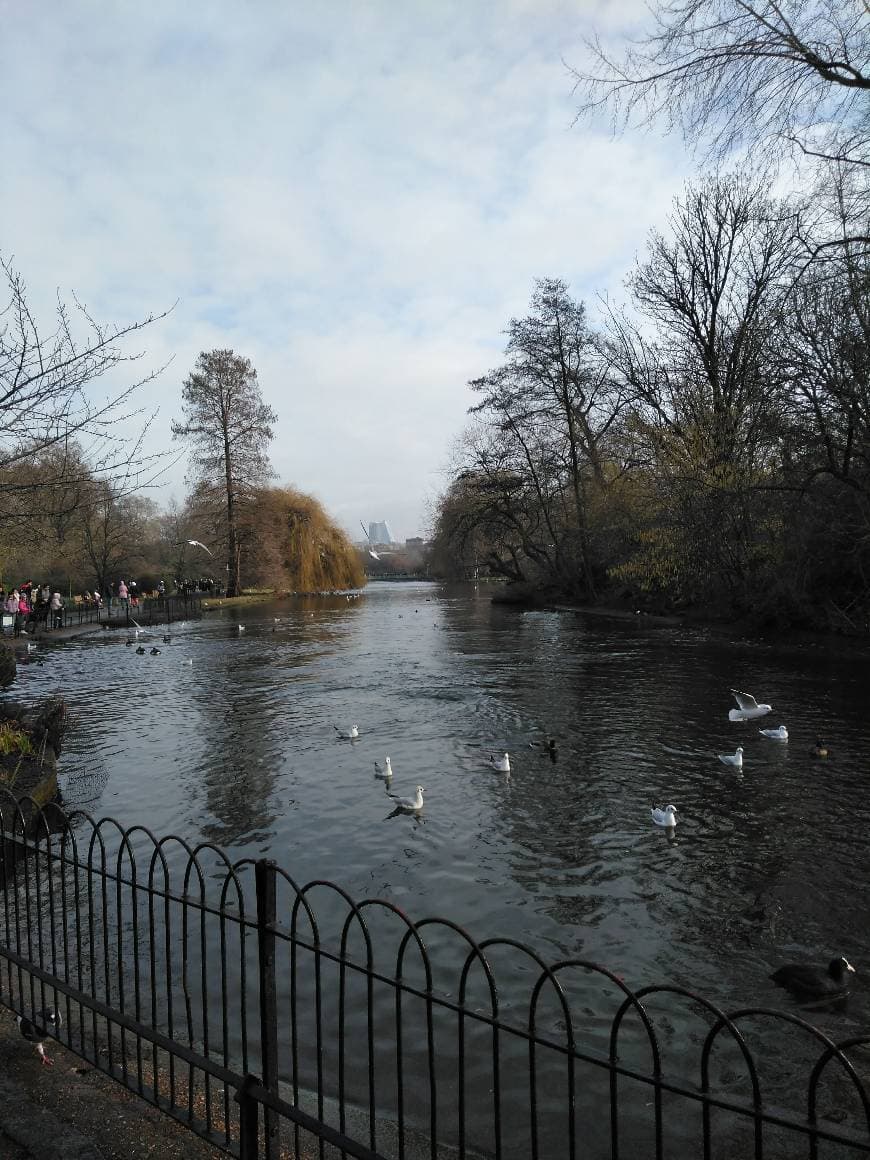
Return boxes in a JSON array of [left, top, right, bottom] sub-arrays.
[[236, 1073, 260, 1160], [256, 859, 279, 1160]]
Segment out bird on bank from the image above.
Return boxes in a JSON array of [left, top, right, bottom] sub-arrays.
[[333, 724, 359, 740], [718, 747, 744, 768], [728, 689, 772, 721], [490, 752, 511, 773], [759, 725, 788, 741], [17, 1008, 62, 1066], [374, 757, 393, 779], [651, 804, 678, 829], [389, 785, 425, 811], [811, 738, 829, 758], [770, 955, 855, 998]]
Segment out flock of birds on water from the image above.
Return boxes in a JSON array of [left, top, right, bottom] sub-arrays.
[[10, 626, 857, 1068], [649, 687, 852, 1003]]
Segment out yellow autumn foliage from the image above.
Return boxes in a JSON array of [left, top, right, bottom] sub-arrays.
[[245, 487, 365, 593]]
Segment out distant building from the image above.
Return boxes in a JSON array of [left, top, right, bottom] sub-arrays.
[[368, 520, 394, 546], [405, 537, 424, 548]]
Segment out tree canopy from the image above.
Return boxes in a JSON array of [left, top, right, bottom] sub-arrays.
[[172, 350, 277, 597]]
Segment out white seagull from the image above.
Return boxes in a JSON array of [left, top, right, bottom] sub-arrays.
[[334, 724, 359, 740], [184, 539, 214, 556], [389, 785, 425, 811], [759, 725, 788, 741], [718, 746, 744, 768], [374, 757, 393, 779], [17, 1008, 62, 1067], [237, 624, 245, 632], [729, 689, 772, 721], [651, 804, 677, 828], [490, 752, 511, 773]]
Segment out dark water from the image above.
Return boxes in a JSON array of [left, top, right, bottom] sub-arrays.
[[9, 581, 870, 1153]]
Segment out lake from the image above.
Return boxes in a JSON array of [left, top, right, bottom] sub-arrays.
[[8, 580, 870, 1156]]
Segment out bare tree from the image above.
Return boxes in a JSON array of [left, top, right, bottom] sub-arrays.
[[0, 256, 170, 528], [572, 1, 869, 157], [605, 174, 798, 603], [570, 1, 870, 252], [172, 350, 276, 596], [468, 279, 625, 596]]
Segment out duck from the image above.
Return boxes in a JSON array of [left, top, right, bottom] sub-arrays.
[[17, 1008, 62, 1066], [651, 804, 677, 828], [389, 785, 425, 811], [125, 639, 135, 647], [759, 725, 788, 741], [150, 647, 161, 655], [718, 747, 743, 768], [135, 646, 146, 655], [728, 689, 772, 722], [163, 634, 172, 644], [811, 738, 829, 758], [490, 752, 511, 773], [237, 624, 245, 633], [770, 955, 855, 998]]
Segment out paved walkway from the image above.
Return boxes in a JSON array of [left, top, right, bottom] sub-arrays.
[[0, 1007, 226, 1160]]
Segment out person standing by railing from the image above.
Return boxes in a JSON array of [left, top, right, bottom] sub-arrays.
[[49, 590, 64, 630], [15, 589, 30, 637]]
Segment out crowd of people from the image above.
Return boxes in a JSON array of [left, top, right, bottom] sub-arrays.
[[1, 575, 219, 637], [0, 581, 72, 636]]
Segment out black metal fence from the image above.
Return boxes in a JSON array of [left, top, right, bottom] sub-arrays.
[[4, 594, 203, 637], [1, 792, 869, 1160]]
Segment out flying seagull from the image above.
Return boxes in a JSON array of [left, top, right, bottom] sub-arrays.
[[728, 689, 772, 722], [359, 521, 381, 561], [176, 539, 214, 556]]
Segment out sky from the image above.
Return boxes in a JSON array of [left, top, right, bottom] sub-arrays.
[[1, 0, 693, 542]]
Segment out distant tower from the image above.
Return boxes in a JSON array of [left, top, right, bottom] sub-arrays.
[[368, 520, 394, 545]]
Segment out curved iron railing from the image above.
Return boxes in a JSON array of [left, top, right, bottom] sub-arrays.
[[0, 789, 868, 1160]]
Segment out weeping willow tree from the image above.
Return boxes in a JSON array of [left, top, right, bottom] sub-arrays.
[[245, 487, 365, 593]]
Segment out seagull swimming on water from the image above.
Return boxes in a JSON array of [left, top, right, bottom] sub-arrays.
[[718, 746, 744, 768], [333, 724, 359, 740], [374, 757, 393, 779], [389, 785, 425, 811], [17, 1008, 62, 1066], [651, 804, 677, 828], [490, 752, 511, 773], [728, 689, 772, 721], [759, 725, 788, 741]]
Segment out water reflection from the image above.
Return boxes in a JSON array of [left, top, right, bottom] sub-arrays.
[[5, 582, 870, 1031]]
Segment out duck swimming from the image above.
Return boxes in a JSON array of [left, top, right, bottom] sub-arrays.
[[770, 955, 855, 998], [811, 738, 829, 758]]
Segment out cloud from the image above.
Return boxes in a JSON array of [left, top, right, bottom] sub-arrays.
[[2, 0, 691, 540]]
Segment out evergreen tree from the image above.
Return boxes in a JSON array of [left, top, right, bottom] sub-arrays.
[[172, 350, 277, 596]]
